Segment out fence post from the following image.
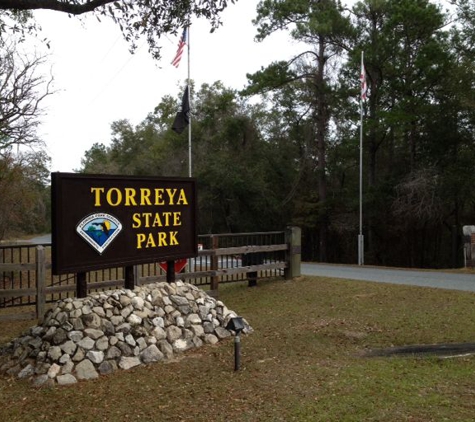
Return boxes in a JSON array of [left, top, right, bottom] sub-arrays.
[[134, 265, 142, 286], [285, 226, 301, 280], [36, 246, 46, 323], [209, 235, 219, 298]]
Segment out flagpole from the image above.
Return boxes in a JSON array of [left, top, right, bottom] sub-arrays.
[[358, 51, 364, 266], [187, 26, 192, 178]]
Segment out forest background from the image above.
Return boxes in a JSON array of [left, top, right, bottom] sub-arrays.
[[1, 0, 475, 270]]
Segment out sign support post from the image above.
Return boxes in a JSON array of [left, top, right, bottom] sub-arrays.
[[124, 266, 135, 290], [166, 260, 176, 283], [76, 272, 87, 298]]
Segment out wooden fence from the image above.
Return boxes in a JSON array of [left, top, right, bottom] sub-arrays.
[[0, 228, 301, 322]]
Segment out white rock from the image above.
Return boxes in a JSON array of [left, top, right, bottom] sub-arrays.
[[75, 359, 99, 380], [48, 346, 62, 361], [86, 350, 104, 364], [173, 339, 191, 351], [118, 356, 141, 370], [47, 363, 61, 378], [152, 317, 164, 328], [131, 296, 144, 310], [96, 336, 110, 351], [152, 326, 166, 341], [185, 314, 202, 326], [136, 337, 147, 351], [77, 337, 95, 350], [57, 374, 78, 385], [59, 354, 71, 364], [93, 307, 106, 317], [125, 334, 136, 347], [204, 334, 219, 345], [166, 326, 182, 342], [18, 364, 35, 379], [84, 328, 104, 340], [62, 360, 74, 374], [140, 345, 164, 364], [127, 314, 142, 325]]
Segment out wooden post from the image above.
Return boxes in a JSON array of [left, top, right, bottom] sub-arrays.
[[76, 272, 87, 298], [134, 265, 142, 287], [285, 226, 301, 280], [245, 253, 258, 288], [209, 235, 219, 298], [36, 246, 46, 323], [471, 234, 475, 268], [166, 260, 176, 283], [124, 265, 135, 290], [247, 269, 258, 287]]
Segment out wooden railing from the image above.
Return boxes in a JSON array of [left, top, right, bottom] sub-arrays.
[[0, 228, 301, 322]]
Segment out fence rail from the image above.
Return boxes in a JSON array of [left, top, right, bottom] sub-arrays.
[[0, 228, 301, 322]]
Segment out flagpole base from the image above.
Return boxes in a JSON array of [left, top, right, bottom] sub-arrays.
[[358, 234, 364, 266]]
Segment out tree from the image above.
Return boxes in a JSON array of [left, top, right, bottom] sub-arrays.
[[0, 150, 50, 240], [0, 0, 236, 59], [79, 81, 295, 234], [191, 82, 284, 233], [0, 42, 53, 151], [335, 0, 456, 265], [79, 142, 118, 174], [0, 33, 53, 239], [245, 0, 353, 261]]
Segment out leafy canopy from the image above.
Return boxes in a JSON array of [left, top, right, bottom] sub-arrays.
[[0, 0, 236, 59]]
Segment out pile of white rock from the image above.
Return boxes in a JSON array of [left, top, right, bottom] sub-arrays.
[[0, 281, 251, 387]]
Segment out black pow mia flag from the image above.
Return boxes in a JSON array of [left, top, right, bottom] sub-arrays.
[[172, 85, 190, 134]]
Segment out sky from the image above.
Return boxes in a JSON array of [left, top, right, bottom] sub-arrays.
[[28, 1, 297, 173]]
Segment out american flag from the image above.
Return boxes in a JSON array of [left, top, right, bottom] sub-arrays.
[[360, 55, 368, 101], [171, 28, 187, 68]]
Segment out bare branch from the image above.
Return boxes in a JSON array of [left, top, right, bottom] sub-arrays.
[[0, 44, 53, 151]]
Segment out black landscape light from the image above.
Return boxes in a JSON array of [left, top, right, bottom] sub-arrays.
[[226, 316, 245, 371]]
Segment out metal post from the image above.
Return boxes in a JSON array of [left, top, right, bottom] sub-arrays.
[[187, 26, 192, 177], [358, 51, 365, 266], [234, 333, 241, 371]]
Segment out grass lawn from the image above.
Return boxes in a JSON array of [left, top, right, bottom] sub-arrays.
[[1, 275, 475, 421]]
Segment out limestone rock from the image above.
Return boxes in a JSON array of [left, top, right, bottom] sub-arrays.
[[75, 359, 99, 380], [119, 356, 141, 370], [0, 281, 251, 387], [140, 345, 164, 364], [57, 374, 78, 385]]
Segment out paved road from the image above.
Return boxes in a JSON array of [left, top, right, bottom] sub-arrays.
[[301, 262, 475, 293], [26, 234, 52, 244]]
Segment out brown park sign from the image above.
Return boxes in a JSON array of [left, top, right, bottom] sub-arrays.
[[52, 173, 197, 275]]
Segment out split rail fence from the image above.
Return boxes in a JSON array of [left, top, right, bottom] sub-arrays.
[[0, 228, 301, 322]]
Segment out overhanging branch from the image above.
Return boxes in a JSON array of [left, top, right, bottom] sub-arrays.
[[0, 0, 113, 15]]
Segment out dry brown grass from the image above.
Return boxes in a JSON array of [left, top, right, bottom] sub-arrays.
[[1, 276, 475, 421]]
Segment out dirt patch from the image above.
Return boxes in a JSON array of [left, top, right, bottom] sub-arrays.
[[365, 342, 475, 357]]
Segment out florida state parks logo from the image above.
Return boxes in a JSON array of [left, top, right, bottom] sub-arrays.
[[76, 213, 122, 254]]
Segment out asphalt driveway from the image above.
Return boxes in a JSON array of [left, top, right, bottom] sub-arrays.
[[302, 262, 475, 293]]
